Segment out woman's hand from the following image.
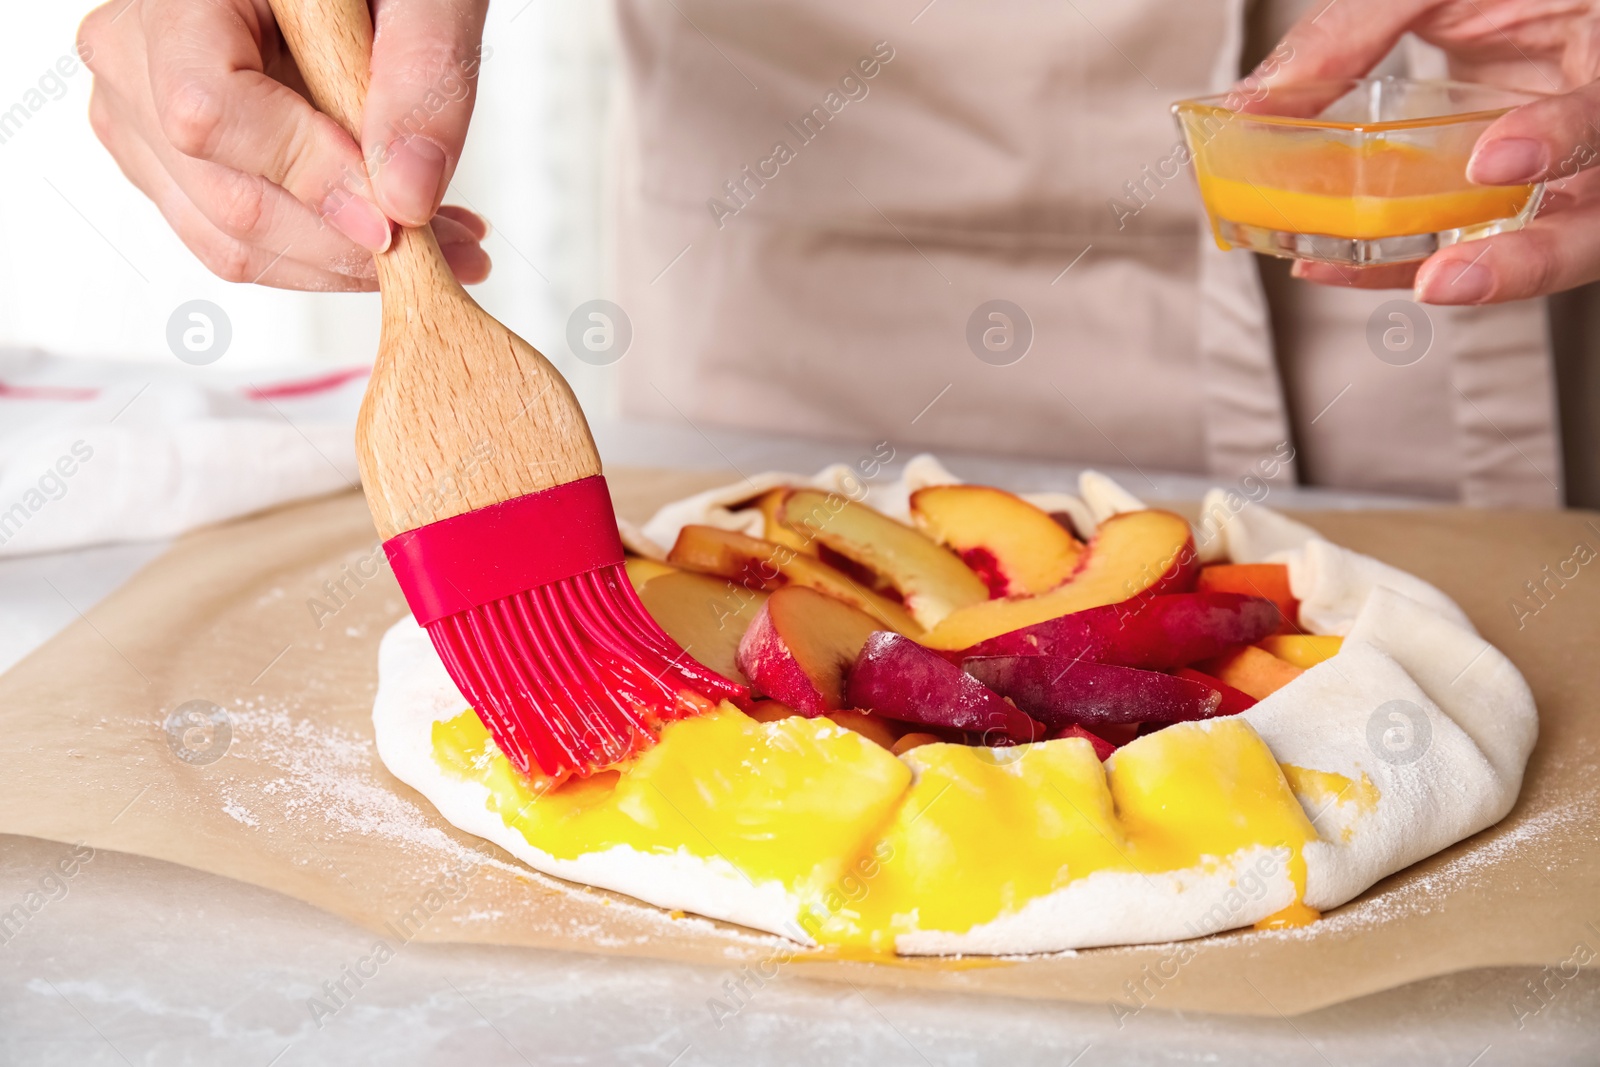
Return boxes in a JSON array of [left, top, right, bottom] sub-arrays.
[[1258, 0, 1600, 305], [78, 0, 491, 291]]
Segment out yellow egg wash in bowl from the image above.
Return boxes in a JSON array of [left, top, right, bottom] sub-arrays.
[[431, 704, 1322, 952], [1173, 78, 1546, 266], [1190, 140, 1535, 242]]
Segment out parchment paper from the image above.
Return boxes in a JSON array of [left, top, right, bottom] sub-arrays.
[[1, 470, 1595, 1016]]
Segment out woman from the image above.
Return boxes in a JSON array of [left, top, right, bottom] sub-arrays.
[[76, 0, 1600, 506]]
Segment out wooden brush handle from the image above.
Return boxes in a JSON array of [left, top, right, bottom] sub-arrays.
[[265, 0, 446, 294], [267, 0, 603, 539]]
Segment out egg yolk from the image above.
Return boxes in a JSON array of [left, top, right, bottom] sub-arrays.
[[434, 705, 1332, 950], [1192, 138, 1534, 241], [816, 717, 1319, 948], [433, 703, 912, 901]]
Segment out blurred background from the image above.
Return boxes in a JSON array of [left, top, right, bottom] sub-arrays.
[[0, 0, 622, 417], [7, 1, 1594, 505]]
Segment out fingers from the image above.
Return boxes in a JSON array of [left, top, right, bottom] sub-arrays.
[[90, 10, 387, 274], [438, 229, 492, 284], [1291, 260, 1421, 290], [363, 0, 489, 226], [1286, 166, 1600, 303], [1468, 81, 1600, 185], [1296, 172, 1600, 305], [99, 77, 487, 289], [96, 91, 377, 289], [1252, 0, 1438, 87], [81, 0, 491, 289], [138, 104, 395, 270], [436, 203, 488, 240], [140, 0, 392, 251], [159, 175, 378, 290], [1415, 176, 1600, 303]]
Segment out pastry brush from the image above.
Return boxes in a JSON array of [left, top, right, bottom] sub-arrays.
[[266, 0, 744, 778]]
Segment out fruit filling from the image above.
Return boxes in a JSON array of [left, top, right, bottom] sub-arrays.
[[434, 480, 1360, 945]]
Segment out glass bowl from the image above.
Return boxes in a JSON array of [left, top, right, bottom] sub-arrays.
[[1172, 78, 1546, 266]]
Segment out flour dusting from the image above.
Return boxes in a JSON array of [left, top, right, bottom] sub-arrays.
[[1250, 785, 1597, 942], [215, 697, 522, 878], [211, 694, 797, 944]]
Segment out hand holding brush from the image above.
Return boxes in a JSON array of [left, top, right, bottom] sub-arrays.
[[265, 0, 745, 780]]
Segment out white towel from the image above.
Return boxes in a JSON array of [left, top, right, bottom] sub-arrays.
[[0, 349, 365, 558]]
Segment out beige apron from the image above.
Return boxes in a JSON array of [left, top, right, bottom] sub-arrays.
[[610, 0, 1564, 506]]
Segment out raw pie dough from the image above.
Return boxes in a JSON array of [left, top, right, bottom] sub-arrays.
[[372, 461, 1537, 955]]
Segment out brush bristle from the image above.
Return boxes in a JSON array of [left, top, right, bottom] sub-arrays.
[[423, 563, 745, 779]]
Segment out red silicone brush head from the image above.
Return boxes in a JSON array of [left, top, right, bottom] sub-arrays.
[[428, 566, 742, 777], [385, 477, 746, 779]]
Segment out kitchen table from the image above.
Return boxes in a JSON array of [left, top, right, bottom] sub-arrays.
[[3, 418, 1594, 1066]]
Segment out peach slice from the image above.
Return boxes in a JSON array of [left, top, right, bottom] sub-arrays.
[[846, 632, 1044, 743], [1195, 646, 1304, 701], [625, 557, 678, 591], [667, 525, 921, 635], [957, 592, 1282, 670], [963, 657, 1223, 728], [910, 484, 1084, 597], [825, 709, 903, 750], [753, 488, 819, 556], [744, 700, 801, 724], [736, 586, 885, 715], [1256, 634, 1343, 669], [778, 489, 988, 629], [891, 732, 943, 755], [636, 570, 769, 684], [921, 509, 1198, 651]]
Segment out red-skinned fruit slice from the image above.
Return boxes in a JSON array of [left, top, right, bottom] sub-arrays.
[[963, 657, 1224, 728], [957, 592, 1282, 670], [921, 509, 1198, 650], [1092, 722, 1140, 747], [1051, 724, 1116, 761], [846, 632, 1044, 744], [736, 586, 884, 715], [1196, 563, 1300, 633], [1174, 667, 1260, 715]]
